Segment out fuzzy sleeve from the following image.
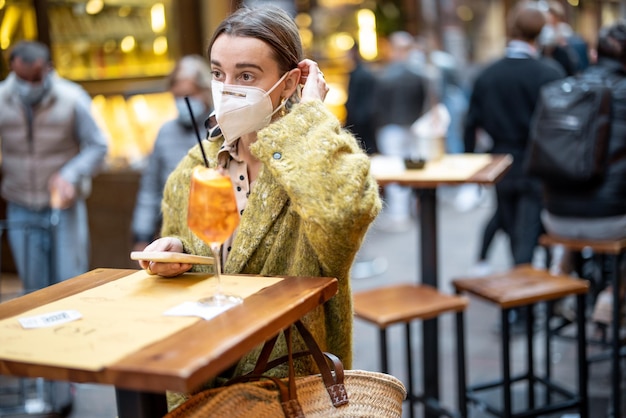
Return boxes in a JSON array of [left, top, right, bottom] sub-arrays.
[[251, 100, 382, 276]]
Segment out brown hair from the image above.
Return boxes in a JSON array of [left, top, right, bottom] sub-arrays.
[[207, 6, 303, 74], [507, 1, 546, 43]]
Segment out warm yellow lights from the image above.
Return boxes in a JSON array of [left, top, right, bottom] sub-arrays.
[[567, 0, 579, 6], [332, 32, 355, 52], [22, 7, 36, 39], [151, 3, 166, 33], [457, 5, 474, 21], [299, 28, 313, 50], [85, 0, 104, 15], [0, 0, 6, 10], [118, 6, 131, 17], [120, 36, 136, 53], [326, 82, 347, 106], [1, 5, 21, 50], [153, 36, 168, 55], [357, 9, 377, 60], [295, 12, 312, 28], [92, 92, 177, 164], [128, 94, 151, 125]]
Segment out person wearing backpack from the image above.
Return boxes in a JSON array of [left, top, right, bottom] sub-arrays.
[[537, 22, 626, 322]]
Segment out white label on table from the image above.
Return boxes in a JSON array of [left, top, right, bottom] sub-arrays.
[[163, 301, 235, 321], [18, 310, 83, 329]]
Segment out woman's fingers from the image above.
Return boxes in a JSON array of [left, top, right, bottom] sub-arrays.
[[298, 59, 329, 102], [139, 237, 189, 276]]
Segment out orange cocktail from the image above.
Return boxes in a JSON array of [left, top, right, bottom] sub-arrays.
[[187, 166, 239, 245], [187, 166, 241, 306]]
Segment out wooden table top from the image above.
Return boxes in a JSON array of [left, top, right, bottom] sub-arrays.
[[0, 268, 338, 394], [372, 153, 513, 187]]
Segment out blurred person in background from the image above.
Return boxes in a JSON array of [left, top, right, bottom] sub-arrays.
[[345, 45, 388, 279], [538, 1, 583, 76], [131, 55, 213, 252], [539, 22, 626, 329], [372, 31, 427, 231], [0, 40, 108, 293], [345, 44, 378, 155], [541, 0, 590, 74], [464, 2, 565, 324]]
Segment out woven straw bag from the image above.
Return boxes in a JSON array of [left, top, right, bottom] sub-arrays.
[[165, 320, 406, 418]]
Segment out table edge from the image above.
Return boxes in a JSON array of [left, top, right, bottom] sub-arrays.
[[374, 153, 513, 187]]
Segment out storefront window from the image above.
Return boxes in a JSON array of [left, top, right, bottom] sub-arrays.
[[0, 0, 37, 78], [47, 0, 177, 81]]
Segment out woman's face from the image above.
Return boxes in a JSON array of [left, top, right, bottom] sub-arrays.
[[210, 34, 297, 108]]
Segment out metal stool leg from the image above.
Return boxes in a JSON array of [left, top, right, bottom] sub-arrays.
[[379, 328, 389, 373], [610, 254, 621, 418], [502, 308, 512, 418], [577, 292, 589, 418], [545, 300, 553, 405], [405, 323, 415, 418], [526, 305, 535, 410], [456, 310, 467, 418]]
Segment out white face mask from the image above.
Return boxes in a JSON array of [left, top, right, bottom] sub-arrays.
[[211, 72, 289, 145], [175, 97, 206, 128], [15, 73, 51, 106]]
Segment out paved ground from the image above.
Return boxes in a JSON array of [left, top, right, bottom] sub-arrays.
[[0, 185, 623, 417]]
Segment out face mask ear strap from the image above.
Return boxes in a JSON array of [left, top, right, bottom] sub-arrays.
[[269, 71, 296, 116], [267, 71, 291, 97]]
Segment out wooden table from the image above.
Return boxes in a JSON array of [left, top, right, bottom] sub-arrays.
[[0, 268, 338, 418], [373, 153, 512, 418]]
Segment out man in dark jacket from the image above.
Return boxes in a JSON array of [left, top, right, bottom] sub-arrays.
[[464, 1, 565, 270]]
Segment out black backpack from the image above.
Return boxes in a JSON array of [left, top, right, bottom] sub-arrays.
[[525, 73, 612, 187]]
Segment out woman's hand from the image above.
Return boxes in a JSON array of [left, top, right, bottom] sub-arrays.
[[298, 59, 329, 103], [139, 237, 192, 277]]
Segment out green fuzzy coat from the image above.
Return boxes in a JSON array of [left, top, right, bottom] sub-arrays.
[[161, 100, 381, 394]]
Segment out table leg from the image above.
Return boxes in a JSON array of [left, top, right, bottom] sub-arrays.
[[418, 189, 439, 418], [115, 388, 168, 418]]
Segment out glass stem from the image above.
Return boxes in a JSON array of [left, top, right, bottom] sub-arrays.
[[210, 242, 223, 293]]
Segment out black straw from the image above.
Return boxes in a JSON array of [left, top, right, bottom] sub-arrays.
[[184, 96, 210, 168]]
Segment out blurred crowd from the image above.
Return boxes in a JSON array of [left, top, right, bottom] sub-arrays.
[[344, 0, 626, 336]]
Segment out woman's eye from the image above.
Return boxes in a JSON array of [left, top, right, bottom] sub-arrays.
[[241, 73, 253, 82]]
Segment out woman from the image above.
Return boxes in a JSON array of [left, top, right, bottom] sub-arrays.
[[138, 5, 381, 391]]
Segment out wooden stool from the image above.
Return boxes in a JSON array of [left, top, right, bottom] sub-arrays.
[[353, 284, 468, 418], [452, 265, 589, 418], [539, 234, 626, 417]]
